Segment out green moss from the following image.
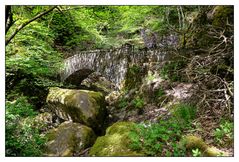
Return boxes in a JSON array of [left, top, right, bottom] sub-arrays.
[[89, 122, 144, 156], [182, 135, 208, 151], [89, 134, 136, 156], [46, 87, 106, 131], [181, 135, 228, 156], [90, 79, 113, 95], [87, 90, 104, 99], [205, 147, 225, 156], [45, 123, 76, 156], [212, 6, 233, 27], [46, 129, 57, 141], [106, 122, 136, 135], [124, 64, 145, 90]]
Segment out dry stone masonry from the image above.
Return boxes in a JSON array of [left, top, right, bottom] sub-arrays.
[[60, 46, 174, 88]]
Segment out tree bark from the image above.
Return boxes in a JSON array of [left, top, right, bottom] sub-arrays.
[[179, 6, 185, 29], [5, 6, 57, 46], [5, 6, 11, 25], [5, 6, 14, 34]]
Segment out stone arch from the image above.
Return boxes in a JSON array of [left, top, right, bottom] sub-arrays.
[[64, 68, 94, 86], [60, 45, 170, 89], [60, 47, 131, 88]]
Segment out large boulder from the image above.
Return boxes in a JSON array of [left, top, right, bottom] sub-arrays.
[[89, 122, 144, 156], [45, 121, 96, 156], [46, 87, 106, 131]]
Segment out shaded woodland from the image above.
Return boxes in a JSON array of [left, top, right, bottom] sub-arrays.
[[5, 6, 233, 157]]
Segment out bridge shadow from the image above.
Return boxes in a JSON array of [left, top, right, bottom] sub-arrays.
[[63, 68, 116, 94], [64, 69, 94, 87]]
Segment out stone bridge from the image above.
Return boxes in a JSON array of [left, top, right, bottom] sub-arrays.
[[60, 45, 172, 88]]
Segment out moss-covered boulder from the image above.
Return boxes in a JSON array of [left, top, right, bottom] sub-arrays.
[[89, 122, 144, 156], [181, 135, 229, 156], [46, 87, 106, 131], [45, 121, 96, 156]]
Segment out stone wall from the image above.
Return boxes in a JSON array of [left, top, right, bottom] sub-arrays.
[[60, 45, 174, 88]]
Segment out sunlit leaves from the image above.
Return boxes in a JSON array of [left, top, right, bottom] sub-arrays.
[[6, 14, 63, 77], [48, 6, 169, 50]]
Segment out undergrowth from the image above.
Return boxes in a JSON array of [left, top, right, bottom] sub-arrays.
[[160, 60, 187, 82], [172, 103, 197, 126], [132, 96, 144, 109], [214, 119, 233, 147], [6, 96, 46, 156], [129, 120, 186, 156], [129, 103, 197, 156]]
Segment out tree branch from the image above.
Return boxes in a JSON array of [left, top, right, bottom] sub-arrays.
[[5, 6, 57, 46]]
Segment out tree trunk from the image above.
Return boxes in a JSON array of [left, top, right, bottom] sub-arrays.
[[5, 6, 14, 34], [5, 6, 11, 25]]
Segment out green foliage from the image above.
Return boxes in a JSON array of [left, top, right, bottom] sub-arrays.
[[118, 98, 128, 109], [132, 96, 144, 109], [49, 6, 122, 49], [125, 64, 144, 89], [46, 6, 173, 50], [128, 131, 142, 151], [160, 60, 187, 82], [6, 20, 63, 78], [129, 120, 186, 156], [6, 6, 64, 108], [146, 72, 155, 82], [6, 96, 46, 156], [6, 74, 63, 108], [192, 148, 201, 157], [117, 6, 168, 47], [7, 6, 208, 51], [214, 120, 233, 146], [172, 103, 197, 125], [6, 96, 36, 117], [129, 64, 141, 74], [211, 6, 233, 27], [155, 87, 165, 98]]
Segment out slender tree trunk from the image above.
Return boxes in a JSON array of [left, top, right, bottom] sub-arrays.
[[177, 6, 182, 30], [179, 6, 185, 29], [5, 6, 14, 34], [5, 6, 11, 25], [5, 6, 57, 46]]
